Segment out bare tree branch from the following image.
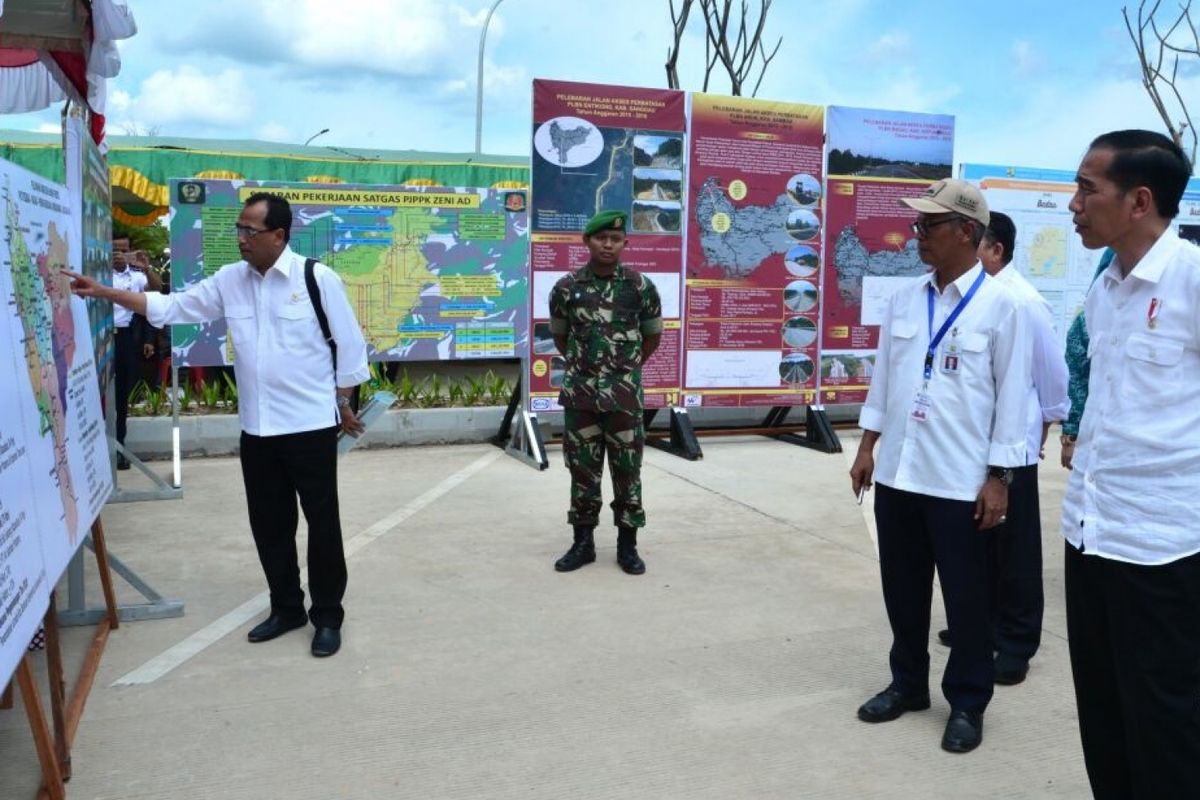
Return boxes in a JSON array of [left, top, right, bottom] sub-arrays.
[[1124, 0, 1199, 165], [665, 0, 695, 90]]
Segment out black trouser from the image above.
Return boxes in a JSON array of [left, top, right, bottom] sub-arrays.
[[987, 463, 1042, 663], [874, 483, 994, 713], [1064, 542, 1200, 799], [239, 426, 346, 629], [113, 325, 139, 446]]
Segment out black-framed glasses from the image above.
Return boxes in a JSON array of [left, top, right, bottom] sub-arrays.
[[910, 215, 964, 237], [234, 224, 274, 239]]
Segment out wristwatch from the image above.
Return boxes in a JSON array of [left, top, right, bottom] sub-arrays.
[[987, 466, 1014, 486], [336, 395, 351, 408]]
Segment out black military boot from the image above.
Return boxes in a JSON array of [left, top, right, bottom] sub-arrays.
[[616, 526, 646, 575], [554, 526, 596, 572]]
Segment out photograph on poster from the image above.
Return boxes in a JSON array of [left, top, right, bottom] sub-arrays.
[[784, 244, 819, 277]]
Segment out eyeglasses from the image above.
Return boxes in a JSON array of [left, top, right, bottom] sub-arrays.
[[910, 215, 964, 237], [234, 224, 274, 239]]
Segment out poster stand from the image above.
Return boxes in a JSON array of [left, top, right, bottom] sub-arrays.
[[2, 519, 120, 799], [644, 407, 703, 461], [109, 364, 183, 504], [659, 405, 842, 454], [493, 376, 549, 470]]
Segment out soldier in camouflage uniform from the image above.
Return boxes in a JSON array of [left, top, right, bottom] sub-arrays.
[[548, 210, 663, 575]]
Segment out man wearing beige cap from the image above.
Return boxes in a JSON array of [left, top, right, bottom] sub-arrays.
[[850, 179, 1031, 753]]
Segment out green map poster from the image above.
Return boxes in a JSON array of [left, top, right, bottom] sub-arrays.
[[169, 180, 529, 366]]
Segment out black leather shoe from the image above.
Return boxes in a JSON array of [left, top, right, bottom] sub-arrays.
[[555, 527, 596, 572], [937, 628, 951, 647], [247, 613, 307, 643], [311, 627, 341, 657], [941, 710, 983, 753], [994, 655, 1029, 686], [856, 688, 931, 723], [116, 455, 131, 471]]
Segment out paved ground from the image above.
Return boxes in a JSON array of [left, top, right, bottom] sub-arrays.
[[1, 435, 1091, 799]]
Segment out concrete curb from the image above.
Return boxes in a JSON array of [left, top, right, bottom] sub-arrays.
[[125, 404, 863, 459]]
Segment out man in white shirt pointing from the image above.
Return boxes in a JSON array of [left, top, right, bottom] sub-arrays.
[[67, 193, 369, 658], [849, 179, 1031, 754], [1062, 129, 1200, 798]]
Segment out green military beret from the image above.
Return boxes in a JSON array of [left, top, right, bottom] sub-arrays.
[[583, 210, 626, 236]]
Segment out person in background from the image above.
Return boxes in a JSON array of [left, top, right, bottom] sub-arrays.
[[934, 211, 1068, 688], [111, 233, 161, 469], [1059, 249, 1114, 470]]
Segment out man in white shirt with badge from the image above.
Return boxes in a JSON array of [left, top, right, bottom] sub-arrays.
[[936, 211, 1070, 686], [68, 193, 368, 659], [850, 179, 1031, 754], [1062, 129, 1200, 798]]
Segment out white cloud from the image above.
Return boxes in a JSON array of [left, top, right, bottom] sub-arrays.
[[864, 31, 912, 63], [1011, 40, 1048, 78], [32, 122, 62, 134], [256, 122, 294, 143], [108, 66, 253, 130]]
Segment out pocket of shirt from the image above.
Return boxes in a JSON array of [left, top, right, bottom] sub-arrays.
[[1122, 334, 1183, 403], [224, 305, 255, 351], [276, 303, 320, 351]]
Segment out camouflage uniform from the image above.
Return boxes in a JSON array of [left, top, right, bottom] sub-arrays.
[[549, 263, 663, 529]]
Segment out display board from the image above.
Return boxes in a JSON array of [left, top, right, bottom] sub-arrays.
[[64, 117, 114, 401], [1, 156, 111, 688], [681, 95, 825, 407], [168, 179, 529, 366], [526, 79, 687, 412], [819, 106, 954, 404]]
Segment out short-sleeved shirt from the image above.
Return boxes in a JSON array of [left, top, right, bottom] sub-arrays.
[[548, 263, 662, 412]]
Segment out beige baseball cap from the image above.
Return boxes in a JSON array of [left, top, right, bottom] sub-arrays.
[[899, 178, 990, 225]]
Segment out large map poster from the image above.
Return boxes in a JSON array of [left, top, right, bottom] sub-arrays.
[[960, 165, 1106, 343], [169, 180, 529, 365], [2, 156, 112, 686], [1180, 180, 1200, 246], [527, 79, 686, 412], [681, 94, 824, 407], [64, 117, 114, 401], [820, 106, 954, 404]]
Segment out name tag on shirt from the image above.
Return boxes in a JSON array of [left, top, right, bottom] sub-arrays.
[[941, 341, 961, 375], [911, 390, 933, 422]]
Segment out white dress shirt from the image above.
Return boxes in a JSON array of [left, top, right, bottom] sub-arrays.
[[144, 246, 370, 437], [111, 268, 147, 328], [860, 263, 1031, 502], [1061, 229, 1200, 565], [994, 266, 1070, 464]]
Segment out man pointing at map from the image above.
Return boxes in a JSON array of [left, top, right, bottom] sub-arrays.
[[65, 193, 368, 659]]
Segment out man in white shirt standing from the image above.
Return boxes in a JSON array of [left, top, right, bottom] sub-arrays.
[[68, 194, 369, 658], [1062, 129, 1200, 798], [111, 234, 161, 469], [849, 179, 1031, 754], [936, 212, 1070, 685]]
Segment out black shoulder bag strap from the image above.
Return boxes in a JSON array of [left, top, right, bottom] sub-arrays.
[[304, 257, 337, 373]]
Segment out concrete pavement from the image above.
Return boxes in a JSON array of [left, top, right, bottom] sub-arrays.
[[0, 435, 1090, 798]]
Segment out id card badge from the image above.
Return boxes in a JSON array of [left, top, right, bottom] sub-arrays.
[[910, 390, 933, 422], [941, 341, 961, 375]]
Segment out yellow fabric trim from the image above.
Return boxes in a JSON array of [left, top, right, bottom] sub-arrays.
[[113, 205, 168, 226], [305, 175, 346, 184], [195, 169, 244, 180], [492, 180, 529, 189], [407, 178, 437, 186], [110, 164, 168, 206]]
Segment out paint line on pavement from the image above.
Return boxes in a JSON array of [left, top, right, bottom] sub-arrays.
[[112, 449, 503, 686]]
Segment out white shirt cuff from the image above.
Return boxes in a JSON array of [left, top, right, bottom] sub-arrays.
[[858, 406, 885, 432], [987, 440, 1027, 468], [144, 291, 169, 328]]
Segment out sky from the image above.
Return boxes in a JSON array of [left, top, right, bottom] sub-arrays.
[[4, 0, 1197, 173]]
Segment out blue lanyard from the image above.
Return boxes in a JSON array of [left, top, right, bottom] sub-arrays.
[[924, 268, 986, 381]]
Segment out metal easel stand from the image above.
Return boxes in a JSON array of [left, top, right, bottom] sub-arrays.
[[760, 404, 843, 453], [643, 407, 703, 460], [491, 375, 549, 470], [62, 365, 187, 626]]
